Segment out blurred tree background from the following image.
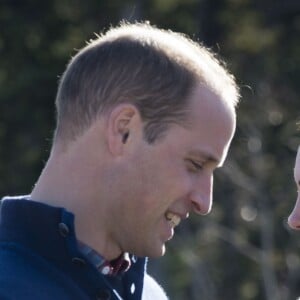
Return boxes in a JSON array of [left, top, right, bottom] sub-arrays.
[[1, 0, 300, 299]]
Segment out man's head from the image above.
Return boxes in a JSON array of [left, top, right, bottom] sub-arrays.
[[44, 22, 240, 258], [53, 22, 239, 147]]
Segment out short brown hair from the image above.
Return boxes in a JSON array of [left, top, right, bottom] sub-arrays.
[[54, 22, 239, 144]]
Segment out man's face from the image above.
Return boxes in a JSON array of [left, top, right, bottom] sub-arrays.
[[288, 147, 300, 229], [114, 84, 236, 257]]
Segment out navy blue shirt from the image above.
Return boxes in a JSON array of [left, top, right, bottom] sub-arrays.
[[0, 197, 146, 300]]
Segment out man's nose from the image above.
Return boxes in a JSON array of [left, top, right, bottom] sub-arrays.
[[190, 175, 213, 215], [288, 195, 300, 229]]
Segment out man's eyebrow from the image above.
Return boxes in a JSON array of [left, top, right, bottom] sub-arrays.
[[190, 150, 222, 167]]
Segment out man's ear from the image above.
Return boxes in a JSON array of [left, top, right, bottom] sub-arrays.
[[106, 104, 142, 156]]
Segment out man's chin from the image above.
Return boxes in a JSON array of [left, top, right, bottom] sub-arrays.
[[145, 244, 166, 258]]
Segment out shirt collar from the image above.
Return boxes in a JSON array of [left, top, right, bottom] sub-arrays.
[[78, 241, 131, 276]]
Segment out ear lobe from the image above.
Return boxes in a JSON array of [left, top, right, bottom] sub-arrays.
[[106, 104, 141, 156]]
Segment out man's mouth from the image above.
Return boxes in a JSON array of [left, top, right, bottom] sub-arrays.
[[165, 212, 181, 228]]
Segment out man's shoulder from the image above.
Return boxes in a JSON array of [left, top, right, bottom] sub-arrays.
[[142, 273, 168, 300]]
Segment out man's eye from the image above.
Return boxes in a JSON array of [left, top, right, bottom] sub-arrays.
[[187, 159, 203, 172]]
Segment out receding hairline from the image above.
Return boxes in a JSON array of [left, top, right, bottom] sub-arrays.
[[84, 21, 240, 108]]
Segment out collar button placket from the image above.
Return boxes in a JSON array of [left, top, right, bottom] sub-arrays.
[[96, 289, 111, 300], [58, 222, 70, 237], [71, 257, 86, 267]]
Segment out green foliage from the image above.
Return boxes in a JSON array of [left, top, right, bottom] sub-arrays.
[[1, 0, 300, 299]]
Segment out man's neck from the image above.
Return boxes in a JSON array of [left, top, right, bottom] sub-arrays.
[[30, 157, 123, 261]]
